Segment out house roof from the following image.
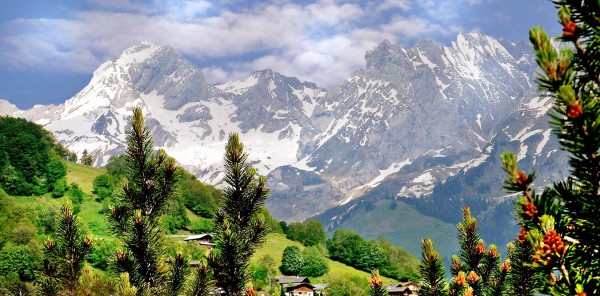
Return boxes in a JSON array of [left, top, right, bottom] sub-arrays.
[[183, 233, 213, 241], [313, 284, 327, 290], [285, 283, 315, 291], [276, 276, 310, 284], [388, 285, 411, 293]]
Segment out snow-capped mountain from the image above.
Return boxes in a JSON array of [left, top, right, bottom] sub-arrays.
[[2, 33, 568, 231], [7, 42, 325, 187], [268, 33, 567, 222]]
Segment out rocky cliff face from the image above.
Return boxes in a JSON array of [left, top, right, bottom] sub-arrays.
[[3, 34, 568, 228]]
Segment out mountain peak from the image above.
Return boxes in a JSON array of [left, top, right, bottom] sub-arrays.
[[253, 69, 278, 79], [364, 39, 400, 69], [117, 41, 174, 66]]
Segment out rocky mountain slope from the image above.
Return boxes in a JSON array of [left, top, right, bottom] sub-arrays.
[[2, 34, 569, 243]]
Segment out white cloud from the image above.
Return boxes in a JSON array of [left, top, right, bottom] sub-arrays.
[[0, 0, 466, 88], [376, 0, 412, 12]]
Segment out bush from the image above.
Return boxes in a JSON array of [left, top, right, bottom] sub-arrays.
[[189, 219, 213, 234], [51, 178, 67, 198], [0, 243, 41, 281], [179, 170, 220, 218], [92, 174, 117, 201], [280, 246, 304, 276], [67, 184, 85, 204], [0, 117, 67, 196], [286, 220, 326, 246], [90, 239, 118, 271], [300, 246, 328, 277]]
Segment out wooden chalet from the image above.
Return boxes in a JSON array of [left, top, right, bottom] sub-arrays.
[[183, 233, 215, 248], [387, 282, 418, 296], [276, 276, 315, 296], [284, 283, 316, 296]]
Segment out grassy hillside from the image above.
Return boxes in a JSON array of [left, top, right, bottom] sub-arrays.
[[331, 199, 459, 260], [65, 161, 106, 194], [251, 233, 397, 284], [10, 161, 405, 287]]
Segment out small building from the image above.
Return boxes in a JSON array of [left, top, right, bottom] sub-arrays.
[[284, 283, 315, 296], [275, 276, 310, 285], [183, 233, 215, 248], [276, 276, 314, 296], [388, 283, 418, 296]]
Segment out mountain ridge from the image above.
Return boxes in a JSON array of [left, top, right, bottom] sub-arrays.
[[1, 33, 568, 247]]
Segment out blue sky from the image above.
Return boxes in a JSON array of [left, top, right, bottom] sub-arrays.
[[1, 0, 559, 109]]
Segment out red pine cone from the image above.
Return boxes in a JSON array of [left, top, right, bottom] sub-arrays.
[[533, 230, 567, 266], [476, 241, 486, 254], [563, 21, 577, 38], [455, 273, 467, 286], [523, 202, 538, 218], [567, 103, 583, 119], [467, 271, 480, 284], [516, 170, 528, 185], [517, 227, 527, 244]]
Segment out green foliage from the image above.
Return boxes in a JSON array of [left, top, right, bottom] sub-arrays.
[[189, 218, 214, 234], [286, 222, 305, 242], [419, 239, 446, 296], [0, 271, 28, 296], [326, 229, 414, 281], [208, 133, 270, 296], [81, 149, 93, 166], [499, 2, 600, 294], [34, 202, 59, 236], [90, 238, 119, 271], [179, 170, 220, 219], [261, 208, 283, 234], [301, 246, 328, 277], [327, 229, 364, 267], [0, 243, 41, 282], [285, 219, 326, 246], [506, 238, 540, 296], [378, 237, 420, 282], [41, 201, 93, 293], [161, 196, 190, 234], [324, 274, 367, 296], [280, 246, 304, 275], [279, 221, 289, 235], [304, 220, 327, 246], [0, 116, 67, 196], [419, 207, 511, 296], [185, 262, 213, 296], [106, 155, 127, 179], [0, 191, 39, 249], [251, 254, 277, 290], [354, 241, 387, 272], [93, 174, 118, 201], [10, 219, 38, 246], [51, 177, 67, 198], [67, 183, 85, 203], [107, 107, 181, 294]]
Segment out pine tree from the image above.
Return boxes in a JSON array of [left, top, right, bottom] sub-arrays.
[[419, 207, 511, 296], [367, 269, 389, 296], [107, 107, 181, 294], [505, 232, 540, 296], [39, 201, 93, 295], [419, 239, 447, 296], [500, 2, 600, 294], [208, 133, 269, 296], [185, 261, 213, 296]]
